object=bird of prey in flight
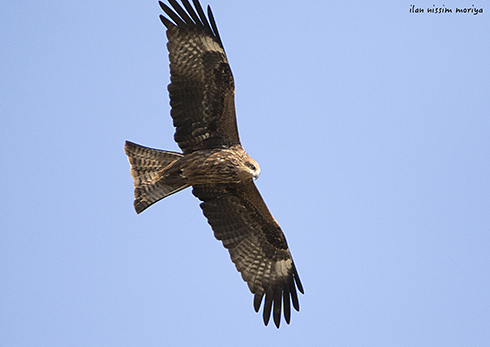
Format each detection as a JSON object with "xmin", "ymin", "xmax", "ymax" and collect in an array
[{"xmin": 124, "ymin": 0, "xmax": 303, "ymax": 328}]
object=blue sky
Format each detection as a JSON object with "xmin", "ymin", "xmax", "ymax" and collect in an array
[{"xmin": 1, "ymin": 1, "xmax": 489, "ymax": 346}]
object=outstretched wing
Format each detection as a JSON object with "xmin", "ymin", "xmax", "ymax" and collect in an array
[
  {"xmin": 192, "ymin": 180, "xmax": 304, "ymax": 328},
  {"xmin": 159, "ymin": 0, "xmax": 240, "ymax": 154}
]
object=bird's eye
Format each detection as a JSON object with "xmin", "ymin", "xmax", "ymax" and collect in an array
[{"xmin": 247, "ymin": 163, "xmax": 256, "ymax": 171}]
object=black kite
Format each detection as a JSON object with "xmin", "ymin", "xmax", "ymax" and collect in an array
[{"xmin": 124, "ymin": 0, "xmax": 303, "ymax": 328}]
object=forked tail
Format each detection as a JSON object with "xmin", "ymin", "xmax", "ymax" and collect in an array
[{"xmin": 124, "ymin": 141, "xmax": 189, "ymax": 213}]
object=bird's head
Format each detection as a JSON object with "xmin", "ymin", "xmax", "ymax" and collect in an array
[
  {"xmin": 234, "ymin": 147, "xmax": 261, "ymax": 181},
  {"xmin": 244, "ymin": 159, "xmax": 261, "ymax": 180}
]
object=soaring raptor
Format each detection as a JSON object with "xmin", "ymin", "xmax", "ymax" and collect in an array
[{"xmin": 124, "ymin": 0, "xmax": 303, "ymax": 328}]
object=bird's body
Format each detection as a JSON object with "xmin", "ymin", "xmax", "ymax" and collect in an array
[
  {"xmin": 179, "ymin": 145, "xmax": 260, "ymax": 184},
  {"xmin": 124, "ymin": 0, "xmax": 303, "ymax": 328}
]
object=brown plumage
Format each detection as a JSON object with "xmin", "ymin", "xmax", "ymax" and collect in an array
[{"xmin": 124, "ymin": 0, "xmax": 303, "ymax": 328}]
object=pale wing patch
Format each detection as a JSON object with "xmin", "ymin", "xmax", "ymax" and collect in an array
[
  {"xmin": 274, "ymin": 258, "xmax": 293, "ymax": 280},
  {"xmin": 199, "ymin": 35, "xmax": 226, "ymax": 58}
]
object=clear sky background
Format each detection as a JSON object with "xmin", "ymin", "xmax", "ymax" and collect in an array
[{"xmin": 1, "ymin": 1, "xmax": 489, "ymax": 346}]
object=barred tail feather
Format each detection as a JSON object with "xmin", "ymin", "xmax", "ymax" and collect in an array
[{"xmin": 124, "ymin": 141, "xmax": 189, "ymax": 213}]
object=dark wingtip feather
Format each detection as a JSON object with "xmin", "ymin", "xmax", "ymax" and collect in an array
[
  {"xmin": 254, "ymin": 291, "xmax": 264, "ymax": 313},
  {"xmin": 251, "ymin": 263, "xmax": 304, "ymax": 326},
  {"xmin": 207, "ymin": 5, "xmax": 223, "ymax": 48},
  {"xmin": 159, "ymin": 14, "xmax": 174, "ymax": 29},
  {"xmin": 181, "ymin": 0, "xmax": 202, "ymax": 25},
  {"xmin": 168, "ymin": 0, "xmax": 195, "ymax": 25},
  {"xmin": 283, "ymin": 288, "xmax": 291, "ymax": 324},
  {"xmin": 262, "ymin": 290, "xmax": 273, "ymax": 326},
  {"xmin": 160, "ymin": 1, "xmax": 186, "ymax": 26},
  {"xmin": 192, "ymin": 0, "xmax": 211, "ymax": 30},
  {"xmin": 273, "ymin": 291, "xmax": 282, "ymax": 328},
  {"xmin": 290, "ymin": 280, "xmax": 300, "ymax": 312},
  {"xmin": 159, "ymin": 1, "xmax": 224, "ymax": 49},
  {"xmin": 295, "ymin": 270, "xmax": 304, "ymax": 294}
]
